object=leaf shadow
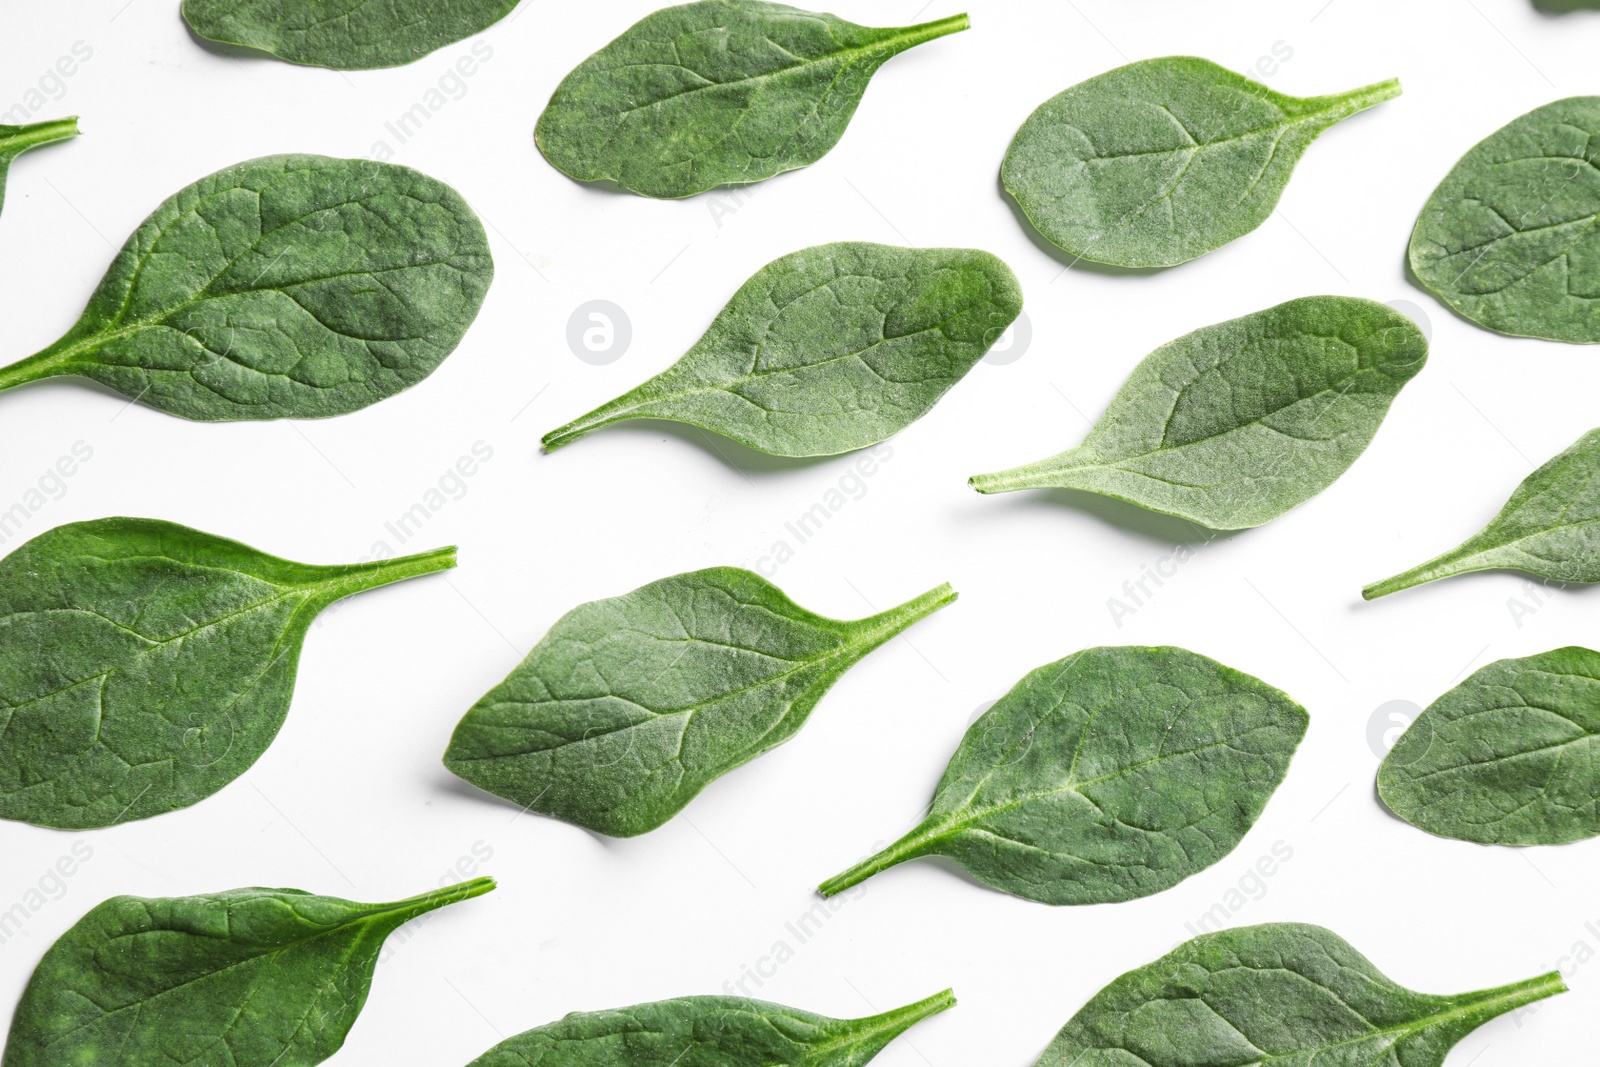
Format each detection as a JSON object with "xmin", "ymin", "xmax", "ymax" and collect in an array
[
  {"xmin": 589, "ymin": 419, "xmax": 852, "ymax": 475},
  {"xmin": 995, "ymin": 171, "xmax": 1172, "ymax": 278},
  {"xmin": 1530, "ymin": 0, "xmax": 1600, "ymax": 13},
  {"xmin": 968, "ymin": 484, "xmax": 1238, "ymax": 550}
]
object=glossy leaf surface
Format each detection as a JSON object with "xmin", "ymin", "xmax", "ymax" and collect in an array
[
  {"xmin": 819, "ymin": 646, "xmax": 1307, "ymax": 905},
  {"xmin": 0, "ymin": 517, "xmax": 455, "ymax": 829},
  {"xmin": 445, "ymin": 567, "xmax": 955, "ymax": 836}
]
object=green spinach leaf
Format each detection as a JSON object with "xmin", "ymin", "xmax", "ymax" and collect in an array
[
  {"xmin": 1002, "ymin": 57, "xmax": 1399, "ymax": 267},
  {"xmin": 1035, "ymin": 923, "xmax": 1564, "ymax": 1066},
  {"xmin": 0, "ymin": 117, "xmax": 77, "ymax": 221},
  {"xmin": 969, "ymin": 296, "xmax": 1427, "ymax": 530},
  {"xmin": 536, "ymin": 1, "xmax": 969, "ymax": 199},
  {"xmin": 543, "ymin": 242, "xmax": 1022, "ymax": 457},
  {"xmin": 1365, "ymin": 427, "xmax": 1600, "ymax": 598},
  {"xmin": 1410, "ymin": 97, "xmax": 1600, "ymax": 342},
  {"xmin": 445, "ymin": 567, "xmax": 955, "ymax": 836},
  {"xmin": 0, "ymin": 516, "xmax": 456, "ymax": 829},
  {"xmin": 182, "ymin": 0, "xmax": 519, "ymax": 70},
  {"xmin": 819, "ymin": 646, "xmax": 1306, "ymax": 905},
  {"xmin": 2, "ymin": 878, "xmax": 495, "ymax": 1067},
  {"xmin": 464, "ymin": 989, "xmax": 953, "ymax": 1067},
  {"xmin": 0, "ymin": 154, "xmax": 492, "ymax": 421},
  {"xmin": 1379, "ymin": 646, "xmax": 1600, "ymax": 844}
]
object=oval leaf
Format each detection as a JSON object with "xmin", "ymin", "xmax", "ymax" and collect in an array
[
  {"xmin": 818, "ymin": 646, "xmax": 1307, "ymax": 905},
  {"xmin": 969, "ymin": 296, "xmax": 1428, "ymax": 530},
  {"xmin": 182, "ymin": 0, "xmax": 519, "ymax": 70},
  {"xmin": 464, "ymin": 989, "xmax": 953, "ymax": 1067},
  {"xmin": 0, "ymin": 154, "xmax": 493, "ymax": 420},
  {"xmin": 1002, "ymin": 57, "xmax": 1400, "ymax": 268},
  {"xmin": 444, "ymin": 567, "xmax": 956, "ymax": 836},
  {"xmin": 2, "ymin": 878, "xmax": 495, "ymax": 1067},
  {"xmin": 542, "ymin": 242, "xmax": 1023, "ymax": 457},
  {"xmin": 535, "ymin": 1, "xmax": 969, "ymax": 198},
  {"xmin": 0, "ymin": 517, "xmax": 456, "ymax": 829},
  {"xmin": 1379, "ymin": 646, "xmax": 1600, "ymax": 844},
  {"xmin": 1035, "ymin": 923, "xmax": 1564, "ymax": 1066},
  {"xmin": 1410, "ymin": 97, "xmax": 1600, "ymax": 343},
  {"xmin": 1365, "ymin": 427, "xmax": 1600, "ymax": 597},
  {"xmin": 0, "ymin": 117, "xmax": 77, "ymax": 220}
]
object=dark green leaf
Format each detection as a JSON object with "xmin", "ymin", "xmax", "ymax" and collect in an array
[
  {"xmin": 543, "ymin": 242, "xmax": 1022, "ymax": 457},
  {"xmin": 0, "ymin": 154, "xmax": 493, "ymax": 421},
  {"xmin": 464, "ymin": 989, "xmax": 953, "ymax": 1067},
  {"xmin": 535, "ymin": 0, "xmax": 968, "ymax": 199},
  {"xmin": 1035, "ymin": 923, "xmax": 1564, "ymax": 1066},
  {"xmin": 0, "ymin": 517, "xmax": 456, "ymax": 829},
  {"xmin": 0, "ymin": 117, "xmax": 77, "ymax": 220},
  {"xmin": 2, "ymin": 878, "xmax": 495, "ymax": 1067},
  {"xmin": 970, "ymin": 296, "xmax": 1427, "ymax": 530},
  {"xmin": 819, "ymin": 646, "xmax": 1306, "ymax": 905},
  {"xmin": 1365, "ymin": 427, "xmax": 1600, "ymax": 598},
  {"xmin": 182, "ymin": 0, "xmax": 519, "ymax": 70},
  {"xmin": 1002, "ymin": 57, "xmax": 1399, "ymax": 268},
  {"xmin": 1379, "ymin": 646, "xmax": 1600, "ymax": 844},
  {"xmin": 445, "ymin": 567, "xmax": 956, "ymax": 836},
  {"xmin": 1410, "ymin": 97, "xmax": 1600, "ymax": 343}
]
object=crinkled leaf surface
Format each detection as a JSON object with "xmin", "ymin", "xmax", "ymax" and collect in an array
[
  {"xmin": 970, "ymin": 296, "xmax": 1427, "ymax": 530},
  {"xmin": 535, "ymin": 0, "xmax": 968, "ymax": 198},
  {"xmin": 1410, "ymin": 97, "xmax": 1600, "ymax": 342},
  {"xmin": 1034, "ymin": 923, "xmax": 1564, "ymax": 1066},
  {"xmin": 542, "ymin": 242, "xmax": 1022, "ymax": 457},
  {"xmin": 0, "ymin": 154, "xmax": 492, "ymax": 420},
  {"xmin": 1379, "ymin": 646, "xmax": 1600, "ymax": 844},
  {"xmin": 1002, "ymin": 57, "xmax": 1400, "ymax": 267},
  {"xmin": 0, "ymin": 517, "xmax": 455, "ymax": 829},
  {"xmin": 0, "ymin": 117, "xmax": 77, "ymax": 220},
  {"xmin": 182, "ymin": 0, "xmax": 519, "ymax": 70},
  {"xmin": 1365, "ymin": 427, "xmax": 1600, "ymax": 598},
  {"xmin": 818, "ymin": 646, "xmax": 1307, "ymax": 905},
  {"xmin": 464, "ymin": 989, "xmax": 953, "ymax": 1067},
  {"xmin": 445, "ymin": 567, "xmax": 955, "ymax": 836},
  {"xmin": 2, "ymin": 878, "xmax": 495, "ymax": 1067}
]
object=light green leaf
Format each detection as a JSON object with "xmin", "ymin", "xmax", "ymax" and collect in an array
[
  {"xmin": 819, "ymin": 646, "xmax": 1306, "ymax": 905},
  {"xmin": 1035, "ymin": 923, "xmax": 1564, "ymax": 1066},
  {"xmin": 0, "ymin": 154, "xmax": 493, "ymax": 421},
  {"xmin": 445, "ymin": 567, "xmax": 956, "ymax": 836},
  {"xmin": 970, "ymin": 296, "xmax": 1427, "ymax": 530},
  {"xmin": 1410, "ymin": 97, "xmax": 1600, "ymax": 343},
  {"xmin": 182, "ymin": 0, "xmax": 520, "ymax": 70},
  {"xmin": 536, "ymin": 0, "xmax": 968, "ymax": 199},
  {"xmin": 464, "ymin": 989, "xmax": 953, "ymax": 1067},
  {"xmin": 1379, "ymin": 646, "xmax": 1600, "ymax": 844},
  {"xmin": 1365, "ymin": 427, "xmax": 1600, "ymax": 598},
  {"xmin": 2, "ymin": 878, "xmax": 495, "ymax": 1067},
  {"xmin": 543, "ymin": 242, "xmax": 1022, "ymax": 457},
  {"xmin": 0, "ymin": 117, "xmax": 77, "ymax": 221},
  {"xmin": 0, "ymin": 517, "xmax": 456, "ymax": 829},
  {"xmin": 1002, "ymin": 57, "xmax": 1399, "ymax": 268}
]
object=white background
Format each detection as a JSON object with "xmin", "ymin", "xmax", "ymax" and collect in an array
[{"xmin": 2, "ymin": 0, "xmax": 1598, "ymax": 1063}]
